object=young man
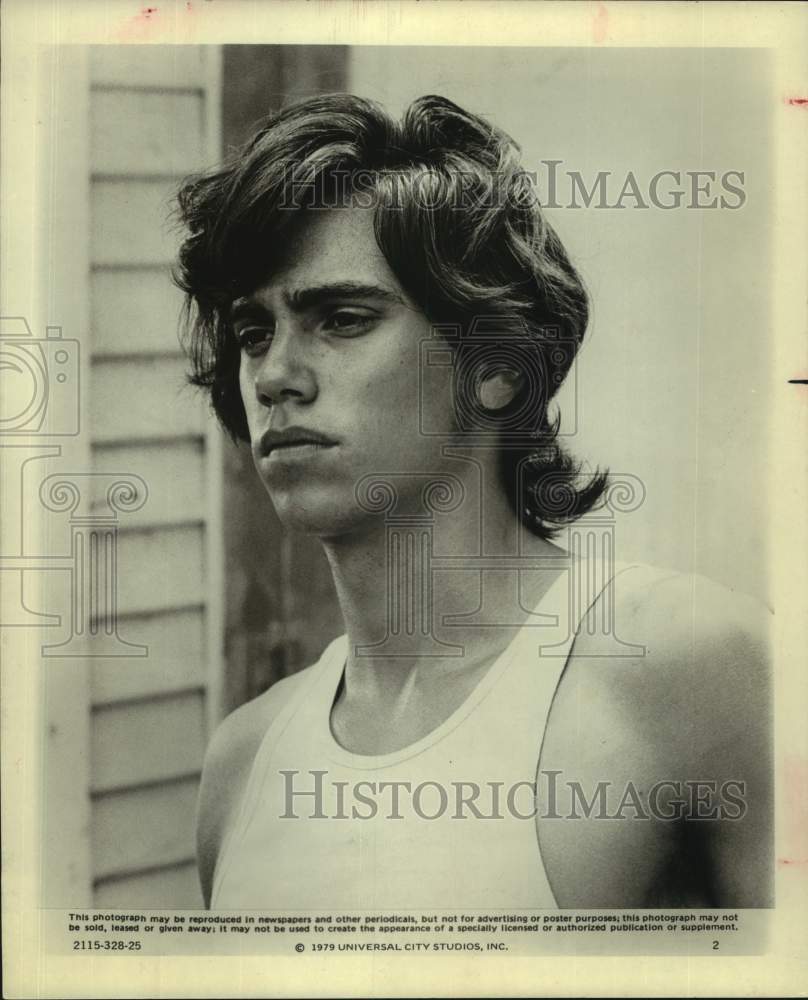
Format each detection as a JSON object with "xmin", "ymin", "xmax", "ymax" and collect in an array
[{"xmin": 175, "ymin": 94, "xmax": 771, "ymax": 910}]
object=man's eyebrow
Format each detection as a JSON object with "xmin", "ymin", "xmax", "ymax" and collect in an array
[
  {"xmin": 285, "ymin": 282, "xmax": 404, "ymax": 311},
  {"xmin": 229, "ymin": 300, "xmax": 270, "ymax": 325},
  {"xmin": 230, "ymin": 282, "xmax": 405, "ymax": 322}
]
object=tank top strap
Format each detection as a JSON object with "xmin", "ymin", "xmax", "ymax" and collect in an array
[{"xmin": 456, "ymin": 556, "xmax": 644, "ymax": 780}]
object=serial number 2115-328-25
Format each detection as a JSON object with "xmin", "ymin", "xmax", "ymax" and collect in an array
[{"xmin": 72, "ymin": 940, "xmax": 142, "ymax": 951}]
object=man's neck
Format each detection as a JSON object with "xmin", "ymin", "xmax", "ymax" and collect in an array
[{"xmin": 320, "ymin": 465, "xmax": 566, "ymax": 701}]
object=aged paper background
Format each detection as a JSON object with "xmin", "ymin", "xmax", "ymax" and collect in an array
[{"xmin": 2, "ymin": 0, "xmax": 806, "ymax": 996}]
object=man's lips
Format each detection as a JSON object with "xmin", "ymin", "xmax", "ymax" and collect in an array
[{"xmin": 258, "ymin": 426, "xmax": 338, "ymax": 457}]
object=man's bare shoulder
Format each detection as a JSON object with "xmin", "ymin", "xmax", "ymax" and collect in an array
[
  {"xmin": 615, "ymin": 564, "xmax": 770, "ymax": 651},
  {"xmin": 569, "ymin": 565, "xmax": 770, "ymax": 743},
  {"xmin": 195, "ymin": 657, "xmax": 324, "ymax": 905},
  {"xmin": 539, "ymin": 566, "xmax": 773, "ymax": 906},
  {"xmin": 205, "ymin": 668, "xmax": 311, "ymax": 783},
  {"xmin": 590, "ymin": 566, "xmax": 769, "ymax": 718},
  {"xmin": 571, "ymin": 563, "xmax": 764, "ymax": 663}
]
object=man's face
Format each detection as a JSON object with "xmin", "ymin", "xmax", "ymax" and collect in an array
[{"xmin": 235, "ymin": 207, "xmax": 459, "ymax": 536}]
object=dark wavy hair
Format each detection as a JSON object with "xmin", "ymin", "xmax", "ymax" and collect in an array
[{"xmin": 173, "ymin": 93, "xmax": 607, "ymax": 538}]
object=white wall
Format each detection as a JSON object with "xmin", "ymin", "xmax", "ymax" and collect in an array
[
  {"xmin": 84, "ymin": 45, "xmax": 223, "ymax": 908},
  {"xmin": 349, "ymin": 47, "xmax": 770, "ymax": 603}
]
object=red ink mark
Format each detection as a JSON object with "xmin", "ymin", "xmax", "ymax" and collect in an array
[
  {"xmin": 778, "ymin": 858, "xmax": 808, "ymax": 865},
  {"xmin": 783, "ymin": 756, "xmax": 808, "ymax": 865},
  {"xmin": 785, "ymin": 97, "xmax": 808, "ymax": 106},
  {"xmin": 593, "ymin": 3, "xmax": 609, "ymax": 44},
  {"xmin": 132, "ymin": 6, "xmax": 158, "ymax": 24},
  {"xmin": 116, "ymin": 4, "xmax": 162, "ymax": 40}
]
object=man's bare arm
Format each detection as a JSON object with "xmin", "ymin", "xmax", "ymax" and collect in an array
[
  {"xmin": 678, "ymin": 578, "xmax": 773, "ymax": 906},
  {"xmin": 538, "ymin": 570, "xmax": 773, "ymax": 906}
]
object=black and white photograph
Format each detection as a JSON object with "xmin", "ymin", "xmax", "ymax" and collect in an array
[{"xmin": 2, "ymin": 2, "xmax": 806, "ymax": 997}]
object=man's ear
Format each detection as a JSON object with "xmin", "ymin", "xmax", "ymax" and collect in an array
[{"xmin": 478, "ymin": 368, "xmax": 524, "ymax": 410}]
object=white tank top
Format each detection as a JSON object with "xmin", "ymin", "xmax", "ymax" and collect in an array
[{"xmin": 211, "ymin": 559, "xmax": 648, "ymax": 910}]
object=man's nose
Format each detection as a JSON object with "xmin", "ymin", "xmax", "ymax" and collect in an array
[{"xmin": 253, "ymin": 324, "xmax": 316, "ymax": 406}]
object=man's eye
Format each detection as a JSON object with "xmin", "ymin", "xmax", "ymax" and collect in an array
[
  {"xmin": 323, "ymin": 311, "xmax": 375, "ymax": 335},
  {"xmin": 235, "ymin": 327, "xmax": 273, "ymax": 354}
]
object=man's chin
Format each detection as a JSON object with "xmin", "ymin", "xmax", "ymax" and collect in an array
[{"xmin": 268, "ymin": 493, "xmax": 363, "ymax": 538}]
